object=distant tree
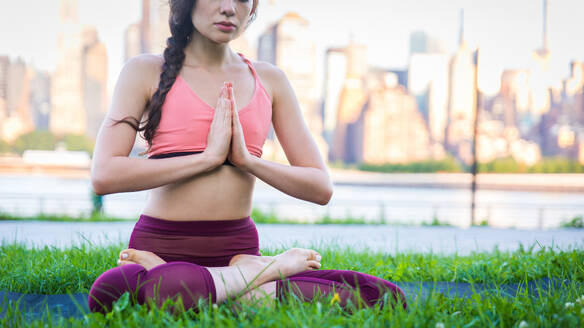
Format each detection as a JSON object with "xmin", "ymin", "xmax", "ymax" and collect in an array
[
  {"xmin": 11, "ymin": 131, "xmax": 58, "ymax": 154},
  {"xmin": 62, "ymin": 134, "xmax": 95, "ymax": 155},
  {"xmin": 0, "ymin": 139, "xmax": 10, "ymax": 154},
  {"xmin": 358, "ymin": 156, "xmax": 463, "ymax": 173},
  {"xmin": 478, "ymin": 156, "xmax": 584, "ymax": 173}
]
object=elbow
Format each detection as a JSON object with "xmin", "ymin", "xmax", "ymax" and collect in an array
[
  {"xmin": 316, "ymin": 183, "xmax": 333, "ymax": 206},
  {"xmin": 91, "ymin": 170, "xmax": 111, "ymax": 196}
]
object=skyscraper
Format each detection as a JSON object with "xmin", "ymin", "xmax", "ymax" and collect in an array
[
  {"xmin": 50, "ymin": 0, "xmax": 85, "ymax": 135},
  {"xmin": 527, "ymin": 0, "xmax": 554, "ymax": 128},
  {"xmin": 51, "ymin": 0, "xmax": 108, "ymax": 138},
  {"xmin": 29, "ymin": 70, "xmax": 51, "ymax": 130},
  {"xmin": 362, "ymin": 73, "xmax": 432, "ymax": 164},
  {"xmin": 0, "ymin": 56, "xmax": 9, "ymax": 123},
  {"xmin": 124, "ymin": 23, "xmax": 141, "ymax": 62},
  {"xmin": 329, "ymin": 42, "xmax": 368, "ymax": 163},
  {"xmin": 408, "ymin": 31, "xmax": 449, "ymax": 145},
  {"xmin": 446, "ymin": 9, "xmax": 476, "ymax": 148},
  {"xmin": 82, "ymin": 26, "xmax": 108, "ymax": 138},
  {"xmin": 409, "ymin": 31, "xmax": 446, "ymax": 56},
  {"xmin": 257, "ymin": 12, "xmax": 327, "ymax": 159},
  {"xmin": 323, "ymin": 48, "xmax": 347, "ymax": 145},
  {"xmin": 147, "ymin": 0, "xmax": 170, "ymax": 55},
  {"xmin": 1, "ymin": 58, "xmax": 34, "ymax": 142}
]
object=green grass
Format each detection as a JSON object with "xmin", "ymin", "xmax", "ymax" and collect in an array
[
  {"xmin": 0, "ymin": 212, "xmax": 127, "ymax": 222},
  {"xmin": 562, "ymin": 216, "xmax": 584, "ymax": 229},
  {"xmin": 0, "ymin": 209, "xmax": 392, "ymax": 225},
  {"xmin": 1, "ymin": 241, "xmax": 583, "ymax": 327}
]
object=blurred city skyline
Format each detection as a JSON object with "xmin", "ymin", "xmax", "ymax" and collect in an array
[
  {"xmin": 1, "ymin": 0, "xmax": 583, "ymax": 170},
  {"xmin": 1, "ymin": 0, "xmax": 583, "ymax": 96}
]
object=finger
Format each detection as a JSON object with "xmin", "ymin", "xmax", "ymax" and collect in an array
[
  {"xmin": 229, "ymin": 85, "xmax": 237, "ymax": 110},
  {"xmin": 224, "ymin": 95, "xmax": 232, "ymax": 124},
  {"xmin": 216, "ymin": 86, "xmax": 227, "ymax": 109}
]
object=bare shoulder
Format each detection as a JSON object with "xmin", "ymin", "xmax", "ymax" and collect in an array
[
  {"xmin": 249, "ymin": 60, "xmax": 288, "ymax": 102},
  {"xmin": 123, "ymin": 53, "xmax": 164, "ymax": 76},
  {"xmin": 121, "ymin": 54, "xmax": 165, "ymax": 98}
]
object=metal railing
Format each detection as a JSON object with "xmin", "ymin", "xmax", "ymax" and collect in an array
[{"xmin": 0, "ymin": 192, "xmax": 582, "ymax": 229}]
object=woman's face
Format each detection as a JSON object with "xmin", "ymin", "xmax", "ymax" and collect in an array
[{"xmin": 191, "ymin": 0, "xmax": 254, "ymax": 43}]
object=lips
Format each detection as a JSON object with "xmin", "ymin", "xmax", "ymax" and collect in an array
[
  {"xmin": 216, "ymin": 21, "xmax": 235, "ymax": 27},
  {"xmin": 215, "ymin": 22, "xmax": 236, "ymax": 32}
]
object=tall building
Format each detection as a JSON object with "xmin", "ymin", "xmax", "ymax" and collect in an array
[
  {"xmin": 330, "ymin": 76, "xmax": 368, "ymax": 163},
  {"xmin": 140, "ymin": 0, "xmax": 151, "ymax": 54},
  {"xmin": 82, "ymin": 26, "xmax": 108, "ymax": 138},
  {"xmin": 323, "ymin": 48, "xmax": 347, "ymax": 145},
  {"xmin": 329, "ymin": 42, "xmax": 369, "ymax": 163},
  {"xmin": 0, "ymin": 56, "xmax": 9, "ymax": 123},
  {"xmin": 362, "ymin": 73, "xmax": 432, "ymax": 164},
  {"xmin": 29, "ymin": 69, "xmax": 51, "ymax": 130},
  {"xmin": 0, "ymin": 58, "xmax": 34, "ymax": 141},
  {"xmin": 50, "ymin": 0, "xmax": 85, "ymax": 135},
  {"xmin": 409, "ymin": 31, "xmax": 446, "ymax": 56},
  {"xmin": 564, "ymin": 61, "xmax": 584, "ymax": 98},
  {"xmin": 446, "ymin": 9, "xmax": 476, "ymax": 148},
  {"xmin": 51, "ymin": 0, "xmax": 108, "ymax": 138},
  {"xmin": 408, "ymin": 52, "xmax": 449, "ymax": 144},
  {"xmin": 492, "ymin": 69, "xmax": 531, "ymax": 127},
  {"xmin": 257, "ymin": 12, "xmax": 327, "ymax": 160},
  {"xmin": 527, "ymin": 0, "xmax": 554, "ymax": 129},
  {"xmin": 147, "ymin": 0, "xmax": 170, "ymax": 54},
  {"xmin": 124, "ymin": 23, "xmax": 141, "ymax": 61},
  {"xmin": 563, "ymin": 61, "xmax": 584, "ymax": 124}
]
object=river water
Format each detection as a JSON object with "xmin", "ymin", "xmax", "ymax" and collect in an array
[{"xmin": 0, "ymin": 174, "xmax": 583, "ymax": 229}]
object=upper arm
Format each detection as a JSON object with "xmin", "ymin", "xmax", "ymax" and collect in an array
[
  {"xmin": 92, "ymin": 55, "xmax": 161, "ymax": 166},
  {"xmin": 258, "ymin": 63, "xmax": 327, "ymax": 170}
]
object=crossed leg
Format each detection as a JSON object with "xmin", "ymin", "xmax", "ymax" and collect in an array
[
  {"xmin": 88, "ymin": 247, "xmax": 321, "ymax": 313},
  {"xmin": 93, "ymin": 248, "xmax": 406, "ymax": 313}
]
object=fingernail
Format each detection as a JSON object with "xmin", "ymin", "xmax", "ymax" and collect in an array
[
  {"xmin": 316, "ymin": 255, "xmax": 321, "ymax": 262},
  {"xmin": 122, "ymin": 253, "xmax": 128, "ymax": 259}
]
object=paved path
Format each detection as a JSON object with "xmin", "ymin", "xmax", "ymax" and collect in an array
[{"xmin": 1, "ymin": 221, "xmax": 582, "ymax": 254}]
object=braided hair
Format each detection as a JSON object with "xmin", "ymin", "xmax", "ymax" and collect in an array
[{"xmin": 114, "ymin": 0, "xmax": 258, "ymax": 150}]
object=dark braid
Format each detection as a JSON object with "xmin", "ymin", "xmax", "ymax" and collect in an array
[
  {"xmin": 113, "ymin": 0, "xmax": 194, "ymax": 149},
  {"xmin": 113, "ymin": 0, "xmax": 259, "ymax": 151}
]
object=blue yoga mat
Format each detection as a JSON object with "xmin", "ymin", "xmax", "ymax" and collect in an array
[{"xmin": 0, "ymin": 278, "xmax": 573, "ymax": 321}]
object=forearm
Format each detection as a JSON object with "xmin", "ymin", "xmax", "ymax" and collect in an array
[
  {"xmin": 244, "ymin": 156, "xmax": 333, "ymax": 205},
  {"xmin": 91, "ymin": 152, "xmax": 217, "ymax": 195}
]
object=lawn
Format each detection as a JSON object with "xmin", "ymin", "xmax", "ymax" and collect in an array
[{"xmin": 1, "ymin": 241, "xmax": 583, "ymax": 327}]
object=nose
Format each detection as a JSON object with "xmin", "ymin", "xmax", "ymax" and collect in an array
[{"xmin": 219, "ymin": 0, "xmax": 235, "ymax": 16}]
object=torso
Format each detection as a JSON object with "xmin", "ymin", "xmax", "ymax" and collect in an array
[{"xmin": 141, "ymin": 53, "xmax": 274, "ymax": 221}]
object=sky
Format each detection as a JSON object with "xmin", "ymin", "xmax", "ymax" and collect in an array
[{"xmin": 0, "ymin": 0, "xmax": 583, "ymax": 96}]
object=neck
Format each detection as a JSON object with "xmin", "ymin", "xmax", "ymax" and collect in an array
[{"xmin": 184, "ymin": 29, "xmax": 237, "ymax": 69}]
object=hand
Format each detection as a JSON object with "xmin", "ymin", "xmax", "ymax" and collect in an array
[
  {"xmin": 226, "ymin": 85, "xmax": 252, "ymax": 169},
  {"xmin": 203, "ymin": 83, "xmax": 232, "ymax": 167}
]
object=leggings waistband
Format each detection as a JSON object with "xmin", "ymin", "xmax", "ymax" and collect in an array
[{"xmin": 135, "ymin": 214, "xmax": 255, "ymax": 236}]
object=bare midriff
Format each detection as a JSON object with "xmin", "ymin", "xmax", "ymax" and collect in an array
[{"xmin": 142, "ymin": 165, "xmax": 255, "ymax": 221}]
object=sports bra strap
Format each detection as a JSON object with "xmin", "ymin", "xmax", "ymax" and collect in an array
[{"xmin": 237, "ymin": 52, "xmax": 259, "ymax": 80}]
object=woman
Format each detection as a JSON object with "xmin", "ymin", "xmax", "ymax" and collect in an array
[{"xmin": 88, "ymin": 0, "xmax": 406, "ymax": 313}]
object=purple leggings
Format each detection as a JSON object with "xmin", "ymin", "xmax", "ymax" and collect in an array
[{"xmin": 88, "ymin": 215, "xmax": 407, "ymax": 313}]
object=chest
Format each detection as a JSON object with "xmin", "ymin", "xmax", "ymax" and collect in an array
[{"xmin": 178, "ymin": 67, "xmax": 256, "ymax": 110}]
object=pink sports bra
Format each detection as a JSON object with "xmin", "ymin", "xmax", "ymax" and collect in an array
[{"xmin": 147, "ymin": 53, "xmax": 272, "ymax": 164}]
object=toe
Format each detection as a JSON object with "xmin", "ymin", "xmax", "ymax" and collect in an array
[
  {"xmin": 117, "ymin": 259, "xmax": 137, "ymax": 266},
  {"xmin": 119, "ymin": 248, "xmax": 136, "ymax": 261},
  {"xmin": 307, "ymin": 250, "xmax": 321, "ymax": 262},
  {"xmin": 307, "ymin": 260, "xmax": 321, "ymax": 270}
]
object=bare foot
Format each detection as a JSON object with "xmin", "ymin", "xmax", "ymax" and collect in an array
[
  {"xmin": 229, "ymin": 248, "xmax": 322, "ymax": 280},
  {"xmin": 117, "ymin": 248, "xmax": 166, "ymax": 271}
]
